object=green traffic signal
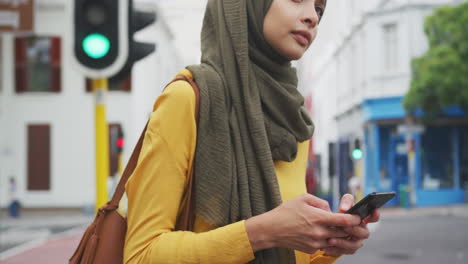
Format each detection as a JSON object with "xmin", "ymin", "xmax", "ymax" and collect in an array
[
  {"xmin": 352, "ymin": 149, "xmax": 363, "ymax": 160},
  {"xmin": 82, "ymin": 33, "xmax": 110, "ymax": 59}
]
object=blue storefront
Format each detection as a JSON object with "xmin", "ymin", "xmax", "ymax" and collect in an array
[{"xmin": 362, "ymin": 97, "xmax": 467, "ymax": 207}]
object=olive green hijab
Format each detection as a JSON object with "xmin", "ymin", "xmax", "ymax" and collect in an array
[{"xmin": 187, "ymin": 0, "xmax": 314, "ymax": 263}]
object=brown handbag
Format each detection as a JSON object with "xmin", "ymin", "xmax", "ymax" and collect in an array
[{"xmin": 69, "ymin": 75, "xmax": 200, "ymax": 264}]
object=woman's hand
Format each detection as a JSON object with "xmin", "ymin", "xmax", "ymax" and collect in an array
[
  {"xmin": 322, "ymin": 194, "xmax": 381, "ymax": 257},
  {"xmin": 245, "ymin": 194, "xmax": 361, "ymax": 254}
]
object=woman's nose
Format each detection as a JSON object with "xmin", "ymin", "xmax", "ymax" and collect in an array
[{"xmin": 301, "ymin": 10, "xmax": 319, "ymax": 28}]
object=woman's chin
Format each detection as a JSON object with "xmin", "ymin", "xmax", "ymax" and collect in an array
[
  {"xmin": 283, "ymin": 49, "xmax": 306, "ymax": 61},
  {"xmin": 280, "ymin": 42, "xmax": 309, "ymax": 61}
]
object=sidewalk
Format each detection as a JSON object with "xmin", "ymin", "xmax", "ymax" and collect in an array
[
  {"xmin": 0, "ymin": 208, "xmax": 93, "ymax": 264},
  {"xmin": 0, "ymin": 227, "xmax": 85, "ymax": 264},
  {"xmin": 380, "ymin": 203, "xmax": 468, "ymax": 218}
]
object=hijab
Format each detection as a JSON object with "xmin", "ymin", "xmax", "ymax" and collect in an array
[{"xmin": 186, "ymin": 1, "xmax": 314, "ymax": 262}]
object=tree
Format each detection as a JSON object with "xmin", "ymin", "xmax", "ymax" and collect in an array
[{"xmin": 403, "ymin": 2, "xmax": 468, "ymax": 119}]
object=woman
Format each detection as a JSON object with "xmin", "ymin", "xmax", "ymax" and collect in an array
[{"xmin": 124, "ymin": 0, "xmax": 380, "ymax": 263}]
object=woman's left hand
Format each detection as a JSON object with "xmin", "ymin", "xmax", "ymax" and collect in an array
[{"xmin": 322, "ymin": 194, "xmax": 380, "ymax": 257}]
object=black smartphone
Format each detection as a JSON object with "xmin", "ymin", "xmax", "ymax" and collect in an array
[{"xmin": 345, "ymin": 192, "xmax": 396, "ymax": 219}]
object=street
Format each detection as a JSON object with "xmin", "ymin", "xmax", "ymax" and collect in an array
[
  {"xmin": 1, "ymin": 206, "xmax": 467, "ymax": 263},
  {"xmin": 336, "ymin": 212, "xmax": 468, "ymax": 264}
]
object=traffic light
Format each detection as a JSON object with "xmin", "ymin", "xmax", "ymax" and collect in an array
[
  {"xmin": 111, "ymin": 0, "xmax": 156, "ymax": 82},
  {"xmin": 116, "ymin": 128, "xmax": 124, "ymax": 153},
  {"xmin": 72, "ymin": 0, "xmax": 155, "ymax": 79},
  {"xmin": 72, "ymin": 0, "xmax": 129, "ymax": 78},
  {"xmin": 351, "ymin": 139, "xmax": 363, "ymax": 160}
]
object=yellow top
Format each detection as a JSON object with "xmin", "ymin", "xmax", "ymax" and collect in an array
[{"xmin": 124, "ymin": 70, "xmax": 338, "ymax": 264}]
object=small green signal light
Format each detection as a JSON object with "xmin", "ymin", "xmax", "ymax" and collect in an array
[
  {"xmin": 82, "ymin": 33, "xmax": 110, "ymax": 59},
  {"xmin": 352, "ymin": 149, "xmax": 363, "ymax": 160}
]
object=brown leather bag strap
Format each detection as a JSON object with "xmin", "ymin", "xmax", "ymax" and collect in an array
[{"xmin": 106, "ymin": 75, "xmax": 200, "ymax": 229}]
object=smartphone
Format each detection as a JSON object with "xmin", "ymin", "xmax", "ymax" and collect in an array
[{"xmin": 345, "ymin": 192, "xmax": 396, "ymax": 219}]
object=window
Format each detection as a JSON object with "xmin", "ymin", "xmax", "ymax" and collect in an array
[
  {"xmin": 459, "ymin": 127, "xmax": 468, "ymax": 189},
  {"xmin": 349, "ymin": 43, "xmax": 356, "ymax": 92},
  {"xmin": 421, "ymin": 127, "xmax": 454, "ymax": 189},
  {"xmin": 27, "ymin": 124, "xmax": 51, "ymax": 191},
  {"xmin": 15, "ymin": 36, "xmax": 61, "ymax": 93},
  {"xmin": 85, "ymin": 75, "xmax": 132, "ymax": 92},
  {"xmin": 383, "ymin": 23, "xmax": 398, "ymax": 72}
]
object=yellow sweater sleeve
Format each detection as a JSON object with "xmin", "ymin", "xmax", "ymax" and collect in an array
[
  {"xmin": 123, "ymin": 80, "xmax": 255, "ymax": 264},
  {"xmin": 309, "ymin": 251, "xmax": 340, "ymax": 264}
]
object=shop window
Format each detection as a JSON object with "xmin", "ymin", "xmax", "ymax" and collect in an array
[
  {"xmin": 421, "ymin": 127, "xmax": 454, "ymax": 189},
  {"xmin": 15, "ymin": 36, "xmax": 61, "ymax": 93},
  {"xmin": 460, "ymin": 127, "xmax": 468, "ymax": 189}
]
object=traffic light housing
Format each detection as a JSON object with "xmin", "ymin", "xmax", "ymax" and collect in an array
[
  {"xmin": 72, "ymin": 0, "xmax": 155, "ymax": 79},
  {"xmin": 111, "ymin": 0, "xmax": 156, "ymax": 82},
  {"xmin": 72, "ymin": 0, "xmax": 129, "ymax": 78},
  {"xmin": 116, "ymin": 128, "xmax": 124, "ymax": 153},
  {"xmin": 351, "ymin": 138, "xmax": 363, "ymax": 160}
]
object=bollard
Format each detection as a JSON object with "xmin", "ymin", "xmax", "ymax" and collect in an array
[{"xmin": 399, "ymin": 184, "xmax": 410, "ymax": 209}]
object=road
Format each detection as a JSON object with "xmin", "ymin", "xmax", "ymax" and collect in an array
[
  {"xmin": 1, "ymin": 206, "xmax": 467, "ymax": 263},
  {"xmin": 336, "ymin": 214, "xmax": 468, "ymax": 264}
]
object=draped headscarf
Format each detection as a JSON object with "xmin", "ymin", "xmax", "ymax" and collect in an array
[{"xmin": 186, "ymin": 1, "xmax": 314, "ymax": 263}]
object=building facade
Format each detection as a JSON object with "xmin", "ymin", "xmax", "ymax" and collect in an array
[
  {"xmin": 0, "ymin": 0, "xmax": 183, "ymax": 208},
  {"xmin": 300, "ymin": 0, "xmax": 467, "ymax": 207}
]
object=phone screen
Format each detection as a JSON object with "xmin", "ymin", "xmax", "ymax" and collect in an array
[{"xmin": 345, "ymin": 192, "xmax": 396, "ymax": 219}]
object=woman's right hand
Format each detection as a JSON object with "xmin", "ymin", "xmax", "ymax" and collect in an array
[{"xmin": 245, "ymin": 194, "xmax": 361, "ymax": 254}]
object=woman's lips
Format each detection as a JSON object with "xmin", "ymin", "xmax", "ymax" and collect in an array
[{"xmin": 291, "ymin": 33, "xmax": 309, "ymax": 47}]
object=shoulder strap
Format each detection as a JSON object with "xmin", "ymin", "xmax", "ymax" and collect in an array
[{"xmin": 105, "ymin": 75, "xmax": 200, "ymax": 231}]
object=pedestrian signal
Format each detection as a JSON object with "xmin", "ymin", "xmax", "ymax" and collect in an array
[{"xmin": 352, "ymin": 139, "xmax": 363, "ymax": 160}]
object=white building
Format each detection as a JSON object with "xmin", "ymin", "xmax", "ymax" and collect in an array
[
  {"xmin": 154, "ymin": 0, "xmax": 207, "ymax": 66},
  {"xmin": 299, "ymin": 0, "xmax": 467, "ymax": 207},
  {"xmin": 0, "ymin": 0, "xmax": 183, "ymax": 209}
]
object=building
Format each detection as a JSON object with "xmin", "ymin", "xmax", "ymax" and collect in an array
[
  {"xmin": 0, "ymin": 0, "xmax": 183, "ymax": 209},
  {"xmin": 299, "ymin": 0, "xmax": 467, "ymax": 207},
  {"xmin": 154, "ymin": 0, "xmax": 207, "ymax": 66}
]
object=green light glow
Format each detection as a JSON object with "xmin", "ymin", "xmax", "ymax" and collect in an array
[
  {"xmin": 352, "ymin": 149, "xmax": 363, "ymax": 160},
  {"xmin": 82, "ymin": 33, "xmax": 110, "ymax": 59}
]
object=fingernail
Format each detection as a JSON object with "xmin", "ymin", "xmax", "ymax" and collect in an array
[{"xmin": 341, "ymin": 202, "xmax": 350, "ymax": 210}]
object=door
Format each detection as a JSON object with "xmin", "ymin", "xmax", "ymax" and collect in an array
[{"xmin": 389, "ymin": 136, "xmax": 409, "ymax": 206}]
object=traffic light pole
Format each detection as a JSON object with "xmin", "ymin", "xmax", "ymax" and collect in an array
[
  {"xmin": 72, "ymin": 0, "xmax": 155, "ymax": 214},
  {"xmin": 93, "ymin": 78, "xmax": 110, "ymax": 213}
]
